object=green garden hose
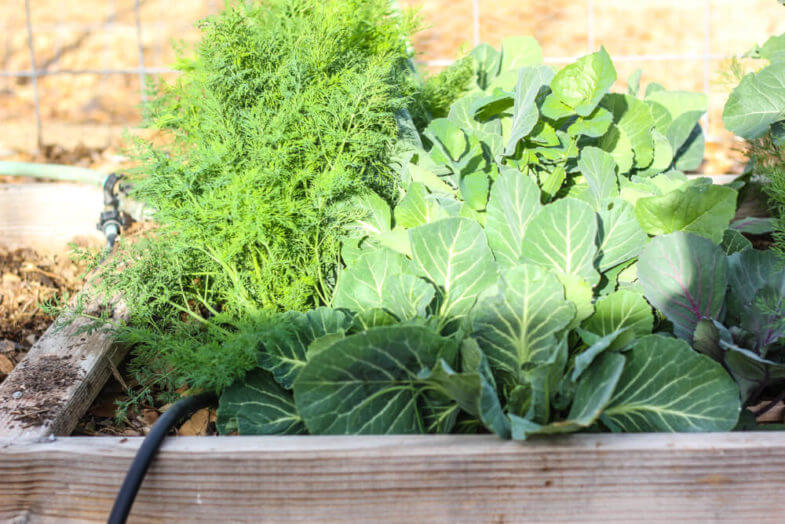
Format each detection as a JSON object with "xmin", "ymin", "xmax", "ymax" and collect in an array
[{"xmin": 0, "ymin": 161, "xmax": 105, "ymax": 186}]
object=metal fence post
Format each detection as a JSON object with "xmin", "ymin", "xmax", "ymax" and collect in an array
[
  {"xmin": 134, "ymin": 0, "xmax": 147, "ymax": 103},
  {"xmin": 24, "ymin": 0, "xmax": 43, "ymax": 151}
]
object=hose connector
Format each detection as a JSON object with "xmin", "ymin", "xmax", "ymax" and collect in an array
[{"xmin": 97, "ymin": 173, "xmax": 130, "ymax": 250}]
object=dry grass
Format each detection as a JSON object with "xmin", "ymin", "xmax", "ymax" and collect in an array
[{"xmin": 1, "ymin": 0, "xmax": 784, "ymax": 171}]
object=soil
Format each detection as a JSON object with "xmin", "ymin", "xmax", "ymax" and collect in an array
[{"xmin": 0, "ymin": 246, "xmax": 85, "ymax": 381}]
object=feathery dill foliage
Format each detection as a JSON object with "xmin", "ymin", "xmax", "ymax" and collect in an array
[
  {"xmin": 748, "ymin": 131, "xmax": 785, "ymax": 256},
  {"xmin": 92, "ymin": 0, "xmax": 423, "ymax": 392},
  {"xmin": 409, "ymin": 56, "xmax": 475, "ymax": 130}
]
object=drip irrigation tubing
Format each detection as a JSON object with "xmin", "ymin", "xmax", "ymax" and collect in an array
[{"xmin": 107, "ymin": 392, "xmax": 218, "ymax": 524}]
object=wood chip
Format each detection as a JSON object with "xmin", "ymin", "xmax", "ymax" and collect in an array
[{"xmin": 0, "ymin": 354, "xmax": 14, "ymax": 374}]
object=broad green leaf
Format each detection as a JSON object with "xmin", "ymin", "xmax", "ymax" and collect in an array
[
  {"xmin": 601, "ymin": 93, "xmax": 655, "ymax": 168},
  {"xmin": 627, "ymin": 69, "xmax": 642, "ymax": 97},
  {"xmin": 334, "ymin": 248, "xmax": 407, "ymax": 311},
  {"xmin": 395, "ymin": 182, "xmax": 449, "ymax": 228},
  {"xmin": 646, "ymin": 90, "xmax": 708, "ymax": 121},
  {"xmin": 727, "ymin": 248, "xmax": 785, "ymax": 306},
  {"xmin": 567, "ymin": 106, "xmax": 613, "ymax": 138},
  {"xmin": 354, "ymin": 192, "xmax": 391, "ymax": 235},
  {"xmin": 645, "ymin": 82, "xmax": 666, "ymax": 97},
  {"xmin": 647, "ymin": 100, "xmax": 673, "ymax": 135},
  {"xmin": 721, "ymin": 229, "xmax": 752, "ymax": 254},
  {"xmin": 673, "ymin": 130, "xmax": 705, "ymax": 172},
  {"xmin": 572, "ymin": 329, "xmax": 629, "ymax": 380},
  {"xmin": 598, "ymin": 124, "xmax": 634, "ymax": 174},
  {"xmin": 540, "ymin": 92, "xmax": 576, "ymax": 120},
  {"xmin": 602, "ymin": 335, "xmax": 740, "ymax": 432},
  {"xmin": 407, "ymin": 163, "xmax": 456, "ymax": 195},
  {"xmin": 422, "ymin": 356, "xmax": 510, "ymax": 438},
  {"xmin": 425, "ymin": 118, "xmax": 467, "ymax": 162},
  {"xmin": 726, "ymin": 249, "xmax": 785, "ymax": 351},
  {"xmin": 471, "ymin": 43, "xmax": 501, "ymax": 89},
  {"xmin": 751, "ymin": 33, "xmax": 785, "ymax": 64},
  {"xmin": 577, "ymin": 146, "xmax": 619, "ymax": 210},
  {"xmin": 539, "ymin": 164, "xmax": 568, "ymax": 200},
  {"xmin": 527, "ymin": 336, "xmax": 569, "ymax": 423},
  {"xmin": 458, "ymin": 202, "xmax": 486, "ymax": 226},
  {"xmin": 722, "ymin": 342, "xmax": 785, "ymax": 402},
  {"xmin": 459, "ymin": 171, "xmax": 490, "ymax": 210},
  {"xmin": 669, "ymin": 115, "xmax": 705, "ymax": 172},
  {"xmin": 520, "ymin": 198, "xmax": 600, "ymax": 284},
  {"xmin": 448, "ymin": 93, "xmax": 483, "ymax": 129},
  {"xmin": 555, "ymin": 272, "xmax": 594, "ymax": 328},
  {"xmin": 510, "ymin": 352, "xmax": 625, "ymax": 439},
  {"xmin": 638, "ymin": 232, "xmax": 728, "ymax": 340},
  {"xmin": 258, "ymin": 308, "xmax": 351, "ymax": 389},
  {"xmin": 582, "ymin": 289, "xmax": 653, "ymax": 350},
  {"xmin": 634, "ymin": 184, "xmax": 737, "ymax": 243},
  {"xmin": 595, "ymin": 199, "xmax": 648, "ymax": 272},
  {"xmin": 499, "ymin": 36, "xmax": 543, "ymax": 73},
  {"xmin": 217, "ymin": 369, "xmax": 305, "ymax": 435},
  {"xmin": 723, "ymin": 63, "xmax": 785, "ymax": 139},
  {"xmin": 666, "ymin": 110, "xmax": 704, "ymax": 153},
  {"xmin": 633, "ymin": 129, "xmax": 673, "ymax": 177},
  {"xmin": 333, "ymin": 249, "xmax": 434, "ymax": 320},
  {"xmin": 692, "ymin": 318, "xmax": 732, "ymax": 363},
  {"xmin": 566, "ymin": 352, "xmax": 626, "ymax": 425},
  {"xmin": 550, "ymin": 47, "xmax": 617, "ymax": 117},
  {"xmin": 596, "ymin": 258, "xmax": 635, "ymax": 296},
  {"xmin": 472, "ymin": 264, "xmax": 575, "ymax": 386},
  {"xmin": 731, "ymin": 217, "xmax": 776, "ymax": 235},
  {"xmin": 505, "ymin": 67, "xmax": 549, "ymax": 155},
  {"xmin": 377, "ymin": 228, "xmax": 412, "ymax": 258},
  {"xmin": 410, "ymin": 218, "xmax": 498, "ymax": 321},
  {"xmin": 485, "ymin": 169, "xmax": 541, "ymax": 268},
  {"xmin": 349, "ymin": 308, "xmax": 398, "ymax": 331},
  {"xmin": 471, "ymin": 88, "xmax": 513, "ymax": 120},
  {"xmin": 293, "ymin": 325, "xmax": 457, "ymax": 434}
]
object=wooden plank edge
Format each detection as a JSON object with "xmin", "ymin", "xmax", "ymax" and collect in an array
[
  {"xmin": 1, "ymin": 432, "xmax": 784, "ymax": 523},
  {"xmin": 0, "ymin": 297, "xmax": 128, "ymax": 438}
]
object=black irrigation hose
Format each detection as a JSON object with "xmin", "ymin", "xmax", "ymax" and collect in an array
[{"xmin": 107, "ymin": 391, "xmax": 217, "ymax": 524}]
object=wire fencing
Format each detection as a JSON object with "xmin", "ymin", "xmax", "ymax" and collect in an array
[{"xmin": 0, "ymin": 0, "xmax": 777, "ymax": 150}]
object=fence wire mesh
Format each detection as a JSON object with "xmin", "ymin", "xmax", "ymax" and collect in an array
[{"xmin": 2, "ymin": 0, "xmax": 784, "ymax": 153}]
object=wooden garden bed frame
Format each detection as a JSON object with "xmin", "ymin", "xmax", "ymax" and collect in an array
[{"xmin": 1, "ymin": 180, "xmax": 784, "ymax": 522}]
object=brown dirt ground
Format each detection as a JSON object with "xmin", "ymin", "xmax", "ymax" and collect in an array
[
  {"xmin": 0, "ymin": 246, "xmax": 86, "ymax": 378},
  {"xmin": 1, "ymin": 1, "xmax": 785, "ymax": 170}
]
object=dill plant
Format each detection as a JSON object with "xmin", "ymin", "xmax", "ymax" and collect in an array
[{"xmin": 88, "ymin": 0, "xmax": 444, "ymax": 394}]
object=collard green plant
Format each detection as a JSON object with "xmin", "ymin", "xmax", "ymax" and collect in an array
[
  {"xmin": 94, "ymin": 18, "xmax": 747, "ymax": 437},
  {"xmin": 723, "ymin": 29, "xmax": 785, "ymax": 264},
  {"xmin": 639, "ymin": 232, "xmax": 785, "ymax": 405},
  {"xmin": 219, "ymin": 40, "xmax": 746, "ymax": 436}
]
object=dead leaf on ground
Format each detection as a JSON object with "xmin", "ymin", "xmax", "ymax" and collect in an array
[{"xmin": 178, "ymin": 407, "xmax": 216, "ymax": 436}]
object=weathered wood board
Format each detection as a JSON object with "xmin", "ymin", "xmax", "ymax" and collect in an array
[
  {"xmin": 0, "ymin": 181, "xmax": 125, "ymax": 438},
  {"xmin": 0, "ymin": 182, "xmax": 104, "ymax": 250},
  {"xmin": 0, "ymin": 299, "xmax": 128, "ymax": 438},
  {"xmin": 0, "ymin": 432, "xmax": 784, "ymax": 523}
]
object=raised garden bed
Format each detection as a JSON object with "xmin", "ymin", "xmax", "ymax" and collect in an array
[
  {"xmin": 0, "ymin": 177, "xmax": 782, "ymax": 522},
  {"xmin": 5, "ymin": 4, "xmax": 785, "ymax": 521},
  {"xmin": 2, "ymin": 432, "xmax": 785, "ymax": 522}
]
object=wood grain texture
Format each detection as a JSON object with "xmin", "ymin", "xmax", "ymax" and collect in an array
[
  {"xmin": 0, "ymin": 299, "xmax": 127, "ymax": 439},
  {"xmin": 0, "ymin": 183, "xmax": 103, "ymax": 250},
  {"xmin": 1, "ymin": 432, "xmax": 784, "ymax": 523}
]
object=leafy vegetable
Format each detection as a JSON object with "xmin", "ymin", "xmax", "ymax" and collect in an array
[
  {"xmin": 104, "ymin": 23, "xmax": 748, "ymax": 438},
  {"xmin": 601, "ymin": 335, "xmax": 741, "ymax": 432},
  {"xmin": 724, "ymin": 63, "xmax": 785, "ymax": 139},
  {"xmin": 639, "ymin": 233, "xmax": 785, "ymax": 404}
]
